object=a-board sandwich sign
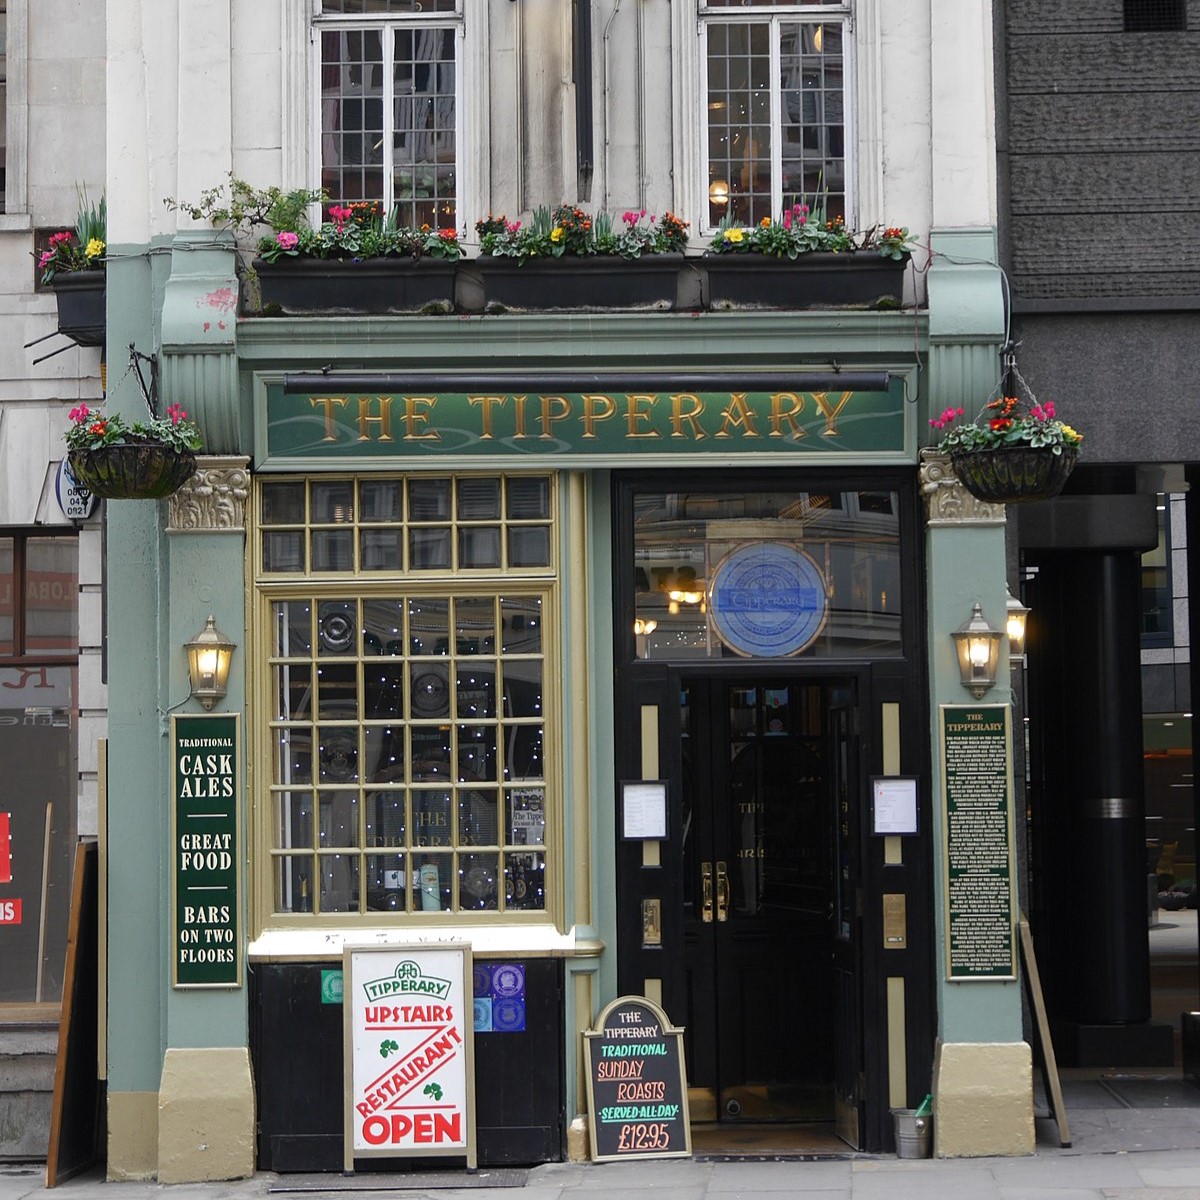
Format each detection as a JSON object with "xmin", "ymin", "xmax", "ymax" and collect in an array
[
  {"xmin": 171, "ymin": 713, "xmax": 241, "ymax": 988},
  {"xmin": 343, "ymin": 943, "xmax": 476, "ymax": 1170},
  {"xmin": 584, "ymin": 995, "xmax": 691, "ymax": 1161}
]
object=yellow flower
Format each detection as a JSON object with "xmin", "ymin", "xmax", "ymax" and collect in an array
[
  {"xmin": 550, "ymin": 227, "xmax": 564, "ymax": 243},
  {"xmin": 723, "ymin": 228, "xmax": 745, "ymax": 244},
  {"xmin": 1060, "ymin": 425, "xmax": 1081, "ymax": 441},
  {"xmin": 85, "ymin": 238, "xmax": 105, "ymax": 260}
]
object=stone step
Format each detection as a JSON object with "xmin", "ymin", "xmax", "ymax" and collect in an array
[{"xmin": 0, "ymin": 1029, "xmax": 59, "ymax": 1160}]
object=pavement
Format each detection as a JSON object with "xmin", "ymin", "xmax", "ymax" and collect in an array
[{"xmin": 5, "ymin": 1099, "xmax": 1200, "ymax": 1200}]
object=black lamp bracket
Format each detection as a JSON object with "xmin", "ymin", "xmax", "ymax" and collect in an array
[{"xmin": 128, "ymin": 343, "xmax": 160, "ymax": 420}]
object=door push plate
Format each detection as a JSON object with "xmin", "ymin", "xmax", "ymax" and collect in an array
[
  {"xmin": 642, "ymin": 898, "xmax": 662, "ymax": 947},
  {"xmin": 883, "ymin": 893, "xmax": 907, "ymax": 949}
]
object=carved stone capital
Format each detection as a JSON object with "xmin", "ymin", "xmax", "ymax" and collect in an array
[
  {"xmin": 168, "ymin": 456, "xmax": 251, "ymax": 533},
  {"xmin": 920, "ymin": 449, "xmax": 1005, "ymax": 527}
]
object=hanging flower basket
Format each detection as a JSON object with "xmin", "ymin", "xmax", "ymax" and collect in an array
[
  {"xmin": 66, "ymin": 442, "xmax": 198, "ymax": 500},
  {"xmin": 950, "ymin": 444, "xmax": 1079, "ymax": 505}
]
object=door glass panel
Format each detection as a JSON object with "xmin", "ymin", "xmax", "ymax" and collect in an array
[
  {"xmin": 683, "ymin": 677, "xmax": 842, "ymax": 1125},
  {"xmin": 633, "ymin": 490, "xmax": 903, "ymax": 660}
]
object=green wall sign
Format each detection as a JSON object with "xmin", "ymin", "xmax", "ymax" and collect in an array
[
  {"xmin": 940, "ymin": 705, "xmax": 1016, "ymax": 980},
  {"xmin": 262, "ymin": 376, "xmax": 909, "ymax": 465},
  {"xmin": 172, "ymin": 713, "xmax": 241, "ymax": 988}
]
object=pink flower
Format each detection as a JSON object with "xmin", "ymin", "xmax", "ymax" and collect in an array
[
  {"xmin": 68, "ymin": 404, "xmax": 91, "ymax": 424},
  {"xmin": 38, "ymin": 250, "xmax": 55, "ymax": 268},
  {"xmin": 167, "ymin": 403, "xmax": 188, "ymax": 425},
  {"xmin": 506, "ymin": 221, "xmax": 522, "ymax": 235},
  {"xmin": 275, "ymin": 231, "xmax": 299, "ymax": 250},
  {"xmin": 782, "ymin": 210, "xmax": 792, "ymax": 230},
  {"xmin": 328, "ymin": 205, "xmax": 353, "ymax": 230},
  {"xmin": 49, "ymin": 231, "xmax": 73, "ymax": 246}
]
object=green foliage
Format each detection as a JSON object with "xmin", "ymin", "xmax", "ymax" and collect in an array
[
  {"xmin": 929, "ymin": 397, "xmax": 1082, "ymax": 455},
  {"xmin": 476, "ymin": 206, "xmax": 690, "ymax": 262},
  {"xmin": 37, "ymin": 187, "xmax": 106, "ymax": 284},
  {"xmin": 257, "ymin": 200, "xmax": 463, "ymax": 262},
  {"xmin": 63, "ymin": 402, "xmax": 203, "ymax": 454},
  {"xmin": 163, "ymin": 173, "xmax": 326, "ymax": 235}
]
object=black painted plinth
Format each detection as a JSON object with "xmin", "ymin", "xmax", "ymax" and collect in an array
[{"xmin": 1054, "ymin": 1019, "xmax": 1176, "ymax": 1068}]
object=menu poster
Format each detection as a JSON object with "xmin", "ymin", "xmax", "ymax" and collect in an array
[{"xmin": 584, "ymin": 995, "xmax": 690, "ymax": 1161}]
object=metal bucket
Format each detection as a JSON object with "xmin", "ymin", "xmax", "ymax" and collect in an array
[{"xmin": 892, "ymin": 1108, "xmax": 933, "ymax": 1159}]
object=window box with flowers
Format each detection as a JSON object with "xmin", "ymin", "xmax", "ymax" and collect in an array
[
  {"xmin": 473, "ymin": 207, "xmax": 690, "ymax": 312},
  {"xmin": 704, "ymin": 205, "xmax": 912, "ymax": 310},
  {"xmin": 63, "ymin": 401, "xmax": 203, "ymax": 500},
  {"xmin": 40, "ymin": 193, "xmax": 107, "ymax": 346},
  {"xmin": 253, "ymin": 202, "xmax": 463, "ymax": 314},
  {"xmin": 929, "ymin": 357, "xmax": 1083, "ymax": 505}
]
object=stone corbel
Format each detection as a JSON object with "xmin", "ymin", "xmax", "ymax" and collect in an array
[
  {"xmin": 920, "ymin": 449, "xmax": 1005, "ymax": 527},
  {"xmin": 167, "ymin": 456, "xmax": 251, "ymax": 533}
]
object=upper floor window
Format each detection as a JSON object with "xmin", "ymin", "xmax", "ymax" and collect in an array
[
  {"xmin": 316, "ymin": 0, "xmax": 461, "ymax": 227},
  {"xmin": 701, "ymin": 2, "xmax": 850, "ymax": 232},
  {"xmin": 1124, "ymin": 0, "xmax": 1187, "ymax": 31}
]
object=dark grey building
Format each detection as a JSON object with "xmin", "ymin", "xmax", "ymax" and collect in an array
[{"xmin": 995, "ymin": 0, "xmax": 1199, "ymax": 1068}]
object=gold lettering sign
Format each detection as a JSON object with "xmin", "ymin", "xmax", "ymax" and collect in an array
[{"xmin": 271, "ymin": 384, "xmax": 907, "ymax": 458}]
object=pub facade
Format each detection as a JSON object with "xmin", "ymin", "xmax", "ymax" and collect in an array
[{"xmin": 101, "ymin": 0, "xmax": 1029, "ymax": 1179}]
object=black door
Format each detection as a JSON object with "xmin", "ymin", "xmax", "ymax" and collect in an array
[{"xmin": 681, "ymin": 677, "xmax": 859, "ymax": 1129}]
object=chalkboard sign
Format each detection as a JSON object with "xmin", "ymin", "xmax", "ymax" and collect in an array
[{"xmin": 584, "ymin": 996, "xmax": 690, "ymax": 1162}]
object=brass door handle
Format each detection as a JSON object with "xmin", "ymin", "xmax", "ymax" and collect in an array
[
  {"xmin": 716, "ymin": 860, "xmax": 730, "ymax": 922},
  {"xmin": 701, "ymin": 861, "xmax": 713, "ymax": 923}
]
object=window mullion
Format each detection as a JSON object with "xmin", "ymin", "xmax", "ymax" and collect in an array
[
  {"xmin": 769, "ymin": 16, "xmax": 783, "ymax": 217},
  {"xmin": 13, "ymin": 535, "xmax": 26, "ymax": 657},
  {"xmin": 382, "ymin": 24, "xmax": 396, "ymax": 214}
]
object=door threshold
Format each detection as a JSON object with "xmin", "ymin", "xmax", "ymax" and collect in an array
[{"xmin": 689, "ymin": 1121, "xmax": 855, "ymax": 1160}]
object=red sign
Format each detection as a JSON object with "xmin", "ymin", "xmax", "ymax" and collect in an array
[
  {"xmin": 0, "ymin": 813, "xmax": 10, "ymax": 883},
  {"xmin": 0, "ymin": 898, "xmax": 22, "ymax": 925}
]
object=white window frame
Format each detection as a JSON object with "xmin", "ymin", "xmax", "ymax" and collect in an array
[
  {"xmin": 308, "ymin": 2, "xmax": 478, "ymax": 226},
  {"xmin": 692, "ymin": 1, "xmax": 856, "ymax": 237},
  {"xmin": 0, "ymin": 0, "xmax": 29, "ymax": 227}
]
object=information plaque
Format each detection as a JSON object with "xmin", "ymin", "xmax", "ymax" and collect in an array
[
  {"xmin": 584, "ymin": 995, "xmax": 691, "ymax": 1161},
  {"xmin": 940, "ymin": 705, "xmax": 1017, "ymax": 980},
  {"xmin": 171, "ymin": 713, "xmax": 240, "ymax": 988}
]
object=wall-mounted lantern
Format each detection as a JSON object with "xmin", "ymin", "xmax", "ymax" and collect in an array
[
  {"xmin": 184, "ymin": 615, "xmax": 236, "ymax": 710},
  {"xmin": 951, "ymin": 602, "xmax": 1003, "ymax": 699}
]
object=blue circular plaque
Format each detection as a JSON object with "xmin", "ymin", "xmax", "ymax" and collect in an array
[{"xmin": 709, "ymin": 543, "xmax": 828, "ymax": 657}]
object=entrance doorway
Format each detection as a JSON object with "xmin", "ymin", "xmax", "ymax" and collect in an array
[
  {"xmin": 611, "ymin": 470, "xmax": 935, "ymax": 1153},
  {"xmin": 680, "ymin": 676, "xmax": 860, "ymax": 1141}
]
